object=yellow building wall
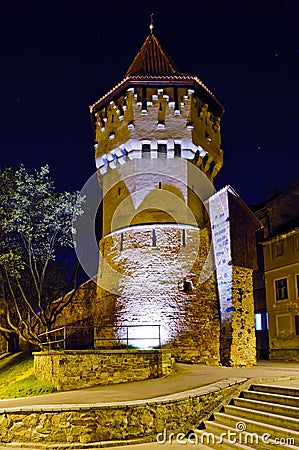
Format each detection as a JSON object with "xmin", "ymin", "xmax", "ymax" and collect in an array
[{"xmin": 263, "ymin": 229, "xmax": 299, "ymax": 360}]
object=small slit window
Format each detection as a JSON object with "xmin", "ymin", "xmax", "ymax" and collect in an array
[
  {"xmin": 183, "ymin": 280, "xmax": 192, "ymax": 294},
  {"xmin": 208, "ymin": 160, "xmax": 216, "ymax": 175},
  {"xmin": 142, "ymin": 144, "xmax": 151, "ymax": 158},
  {"xmin": 182, "ymin": 229, "xmax": 186, "ymax": 247},
  {"xmin": 158, "ymin": 144, "xmax": 167, "ymax": 156},
  {"xmin": 174, "ymin": 144, "xmax": 181, "ymax": 157},
  {"xmin": 152, "ymin": 229, "xmax": 157, "ymax": 247},
  {"xmin": 202, "ymin": 154, "xmax": 208, "ymax": 168}
]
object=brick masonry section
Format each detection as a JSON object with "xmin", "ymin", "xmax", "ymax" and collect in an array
[
  {"xmin": 0, "ymin": 378, "xmax": 247, "ymax": 446},
  {"xmin": 33, "ymin": 349, "xmax": 173, "ymax": 391}
]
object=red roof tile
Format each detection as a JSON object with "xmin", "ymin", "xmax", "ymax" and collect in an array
[{"xmin": 125, "ymin": 34, "xmax": 185, "ymax": 77}]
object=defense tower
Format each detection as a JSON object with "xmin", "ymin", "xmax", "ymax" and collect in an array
[{"xmin": 89, "ymin": 26, "xmax": 228, "ymax": 363}]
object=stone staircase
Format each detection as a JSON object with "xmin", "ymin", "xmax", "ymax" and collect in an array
[{"xmin": 189, "ymin": 384, "xmax": 299, "ymax": 449}]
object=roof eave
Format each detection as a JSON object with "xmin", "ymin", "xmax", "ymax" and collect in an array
[{"xmin": 89, "ymin": 76, "xmax": 224, "ymax": 116}]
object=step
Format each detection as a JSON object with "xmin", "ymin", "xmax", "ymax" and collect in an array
[
  {"xmin": 194, "ymin": 426, "xmax": 262, "ymax": 450},
  {"xmin": 195, "ymin": 423, "xmax": 299, "ymax": 450},
  {"xmin": 243, "ymin": 390, "xmax": 299, "ymax": 407},
  {"xmin": 213, "ymin": 412, "xmax": 299, "ymax": 441},
  {"xmin": 223, "ymin": 404, "xmax": 299, "ymax": 431},
  {"xmin": 232, "ymin": 397, "xmax": 299, "ymax": 419},
  {"xmin": 250, "ymin": 384, "xmax": 299, "ymax": 397},
  {"xmin": 196, "ymin": 420, "xmax": 299, "ymax": 450}
]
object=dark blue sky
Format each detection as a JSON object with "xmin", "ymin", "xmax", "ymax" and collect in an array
[{"xmin": 0, "ymin": 0, "xmax": 298, "ymax": 206}]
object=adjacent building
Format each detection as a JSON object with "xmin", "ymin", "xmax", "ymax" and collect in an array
[{"xmin": 254, "ymin": 179, "xmax": 299, "ymax": 360}]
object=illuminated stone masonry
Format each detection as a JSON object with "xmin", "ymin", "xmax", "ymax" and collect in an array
[
  {"xmin": 94, "ymin": 224, "xmax": 220, "ymax": 365},
  {"xmin": 34, "ymin": 349, "xmax": 173, "ymax": 391}
]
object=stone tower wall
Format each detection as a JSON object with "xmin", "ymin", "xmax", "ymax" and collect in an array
[
  {"xmin": 209, "ymin": 187, "xmax": 257, "ymax": 366},
  {"xmin": 94, "ymin": 225, "xmax": 220, "ymax": 364}
]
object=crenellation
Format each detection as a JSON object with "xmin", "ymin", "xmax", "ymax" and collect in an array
[{"xmin": 93, "ymin": 83, "xmax": 222, "ymax": 183}]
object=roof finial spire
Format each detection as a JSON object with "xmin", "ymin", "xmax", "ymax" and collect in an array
[{"xmin": 149, "ymin": 13, "xmax": 154, "ymax": 34}]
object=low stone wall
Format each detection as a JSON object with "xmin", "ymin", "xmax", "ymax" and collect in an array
[
  {"xmin": 270, "ymin": 348, "xmax": 299, "ymax": 361},
  {"xmin": 34, "ymin": 349, "xmax": 173, "ymax": 391},
  {"xmin": 0, "ymin": 378, "xmax": 247, "ymax": 446}
]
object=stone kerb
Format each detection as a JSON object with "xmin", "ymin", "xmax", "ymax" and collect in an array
[{"xmin": 33, "ymin": 349, "xmax": 173, "ymax": 391}]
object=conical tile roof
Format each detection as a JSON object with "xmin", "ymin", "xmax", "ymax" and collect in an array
[
  {"xmin": 125, "ymin": 33, "xmax": 184, "ymax": 77},
  {"xmin": 90, "ymin": 32, "xmax": 224, "ymax": 117}
]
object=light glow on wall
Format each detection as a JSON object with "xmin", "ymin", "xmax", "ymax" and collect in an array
[{"xmin": 116, "ymin": 324, "xmax": 161, "ymax": 349}]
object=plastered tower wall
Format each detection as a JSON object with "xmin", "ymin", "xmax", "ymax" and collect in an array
[
  {"xmin": 208, "ymin": 186, "xmax": 259, "ymax": 366},
  {"xmin": 93, "ymin": 85, "xmax": 223, "ymax": 236}
]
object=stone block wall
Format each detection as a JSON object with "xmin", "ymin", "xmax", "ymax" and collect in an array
[
  {"xmin": 34, "ymin": 349, "xmax": 172, "ymax": 391},
  {"xmin": 229, "ymin": 266, "xmax": 256, "ymax": 366},
  {"xmin": 0, "ymin": 378, "xmax": 246, "ymax": 446},
  {"xmin": 270, "ymin": 348, "xmax": 299, "ymax": 361},
  {"xmin": 95, "ymin": 224, "xmax": 221, "ymax": 365}
]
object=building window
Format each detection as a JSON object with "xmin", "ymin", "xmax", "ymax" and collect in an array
[
  {"xmin": 296, "ymin": 274, "xmax": 299, "ymax": 297},
  {"xmin": 275, "ymin": 278, "xmax": 288, "ymax": 301},
  {"xmin": 120, "ymin": 233, "xmax": 124, "ymax": 251},
  {"xmin": 295, "ymin": 236, "xmax": 299, "ymax": 252},
  {"xmin": 273, "ymin": 242, "xmax": 283, "ymax": 258},
  {"xmin": 118, "ymin": 187, "xmax": 121, "ymax": 196},
  {"xmin": 158, "ymin": 182, "xmax": 162, "ymax": 189},
  {"xmin": 295, "ymin": 316, "xmax": 299, "ymax": 335}
]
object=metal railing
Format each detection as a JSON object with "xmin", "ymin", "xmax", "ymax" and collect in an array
[
  {"xmin": 39, "ymin": 327, "xmax": 66, "ymax": 350},
  {"xmin": 38, "ymin": 324, "xmax": 161, "ymax": 350}
]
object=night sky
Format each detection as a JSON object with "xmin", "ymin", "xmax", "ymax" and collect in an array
[{"xmin": 1, "ymin": 0, "xmax": 298, "ymax": 206}]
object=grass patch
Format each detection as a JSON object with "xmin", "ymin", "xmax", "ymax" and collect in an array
[{"xmin": 0, "ymin": 352, "xmax": 56, "ymax": 399}]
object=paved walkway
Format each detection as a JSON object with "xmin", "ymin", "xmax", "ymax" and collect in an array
[
  {"xmin": 1, "ymin": 360, "xmax": 299, "ymax": 409},
  {"xmin": 1, "ymin": 360, "xmax": 299, "ymax": 449}
]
